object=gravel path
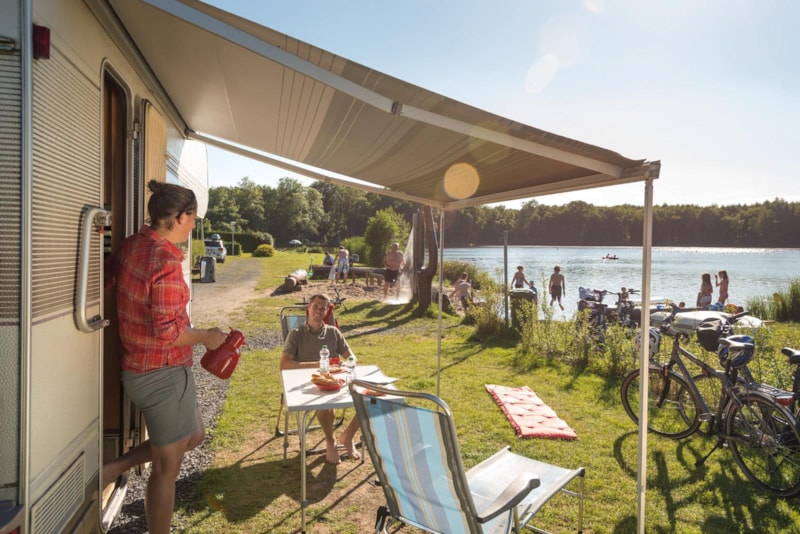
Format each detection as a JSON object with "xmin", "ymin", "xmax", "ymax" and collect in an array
[{"xmin": 108, "ymin": 258, "xmax": 273, "ymax": 533}]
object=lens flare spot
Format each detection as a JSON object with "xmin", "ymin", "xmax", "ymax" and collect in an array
[
  {"xmin": 525, "ymin": 54, "xmax": 558, "ymax": 93},
  {"xmin": 444, "ymin": 163, "xmax": 480, "ymax": 200}
]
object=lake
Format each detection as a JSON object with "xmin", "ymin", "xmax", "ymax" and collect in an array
[{"xmin": 442, "ymin": 246, "xmax": 800, "ymax": 317}]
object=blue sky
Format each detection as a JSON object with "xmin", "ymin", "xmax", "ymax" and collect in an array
[{"xmin": 204, "ymin": 0, "xmax": 798, "ymax": 207}]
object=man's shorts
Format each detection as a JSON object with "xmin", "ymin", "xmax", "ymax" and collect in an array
[
  {"xmin": 122, "ymin": 366, "xmax": 198, "ymax": 447},
  {"xmin": 336, "ymin": 258, "xmax": 349, "ymax": 273},
  {"xmin": 384, "ymin": 269, "xmax": 399, "ymax": 284}
]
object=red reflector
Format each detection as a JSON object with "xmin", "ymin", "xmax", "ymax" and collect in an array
[
  {"xmin": 775, "ymin": 396, "xmax": 793, "ymax": 407},
  {"xmin": 33, "ymin": 24, "xmax": 50, "ymax": 59}
]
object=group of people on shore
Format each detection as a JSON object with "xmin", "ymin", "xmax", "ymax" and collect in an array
[
  {"xmin": 697, "ymin": 270, "xmax": 729, "ymax": 309},
  {"xmin": 323, "ymin": 246, "xmax": 352, "ymax": 283}
]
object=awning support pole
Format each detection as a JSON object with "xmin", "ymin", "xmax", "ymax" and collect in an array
[{"xmin": 637, "ymin": 178, "xmax": 655, "ymax": 534}]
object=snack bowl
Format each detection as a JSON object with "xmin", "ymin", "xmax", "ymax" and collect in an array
[{"xmin": 315, "ymin": 379, "xmax": 345, "ymax": 392}]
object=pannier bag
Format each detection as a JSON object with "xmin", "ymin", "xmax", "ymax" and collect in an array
[{"xmin": 696, "ymin": 319, "xmax": 732, "ymax": 352}]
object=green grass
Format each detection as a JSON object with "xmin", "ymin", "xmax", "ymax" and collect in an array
[{"xmin": 180, "ymin": 253, "xmax": 800, "ymax": 533}]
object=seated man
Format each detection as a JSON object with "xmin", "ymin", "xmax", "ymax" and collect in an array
[{"xmin": 280, "ymin": 293, "xmax": 360, "ymax": 464}]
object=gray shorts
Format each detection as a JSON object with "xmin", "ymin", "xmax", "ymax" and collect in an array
[{"xmin": 122, "ymin": 366, "xmax": 198, "ymax": 447}]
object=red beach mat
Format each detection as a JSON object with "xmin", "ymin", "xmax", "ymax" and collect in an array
[{"xmin": 485, "ymin": 384, "xmax": 577, "ymax": 440}]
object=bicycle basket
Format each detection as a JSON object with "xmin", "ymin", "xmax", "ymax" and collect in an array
[
  {"xmin": 696, "ymin": 319, "xmax": 732, "ymax": 352},
  {"xmin": 717, "ymin": 334, "xmax": 755, "ymax": 368}
]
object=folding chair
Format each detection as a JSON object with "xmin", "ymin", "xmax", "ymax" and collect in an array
[
  {"xmin": 350, "ymin": 380, "xmax": 585, "ymax": 534},
  {"xmin": 275, "ymin": 304, "xmax": 344, "ymax": 439}
]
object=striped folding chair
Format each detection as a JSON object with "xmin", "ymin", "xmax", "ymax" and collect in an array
[{"xmin": 349, "ymin": 381, "xmax": 585, "ymax": 534}]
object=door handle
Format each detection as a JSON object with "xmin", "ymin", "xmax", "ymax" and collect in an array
[{"xmin": 75, "ymin": 206, "xmax": 112, "ymax": 333}]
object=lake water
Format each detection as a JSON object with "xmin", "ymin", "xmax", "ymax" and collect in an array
[{"xmin": 442, "ymin": 246, "xmax": 800, "ymax": 317}]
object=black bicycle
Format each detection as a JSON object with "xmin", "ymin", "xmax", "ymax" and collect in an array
[
  {"xmin": 621, "ymin": 305, "xmax": 800, "ymax": 496},
  {"xmin": 576, "ymin": 287, "xmax": 639, "ymax": 343}
]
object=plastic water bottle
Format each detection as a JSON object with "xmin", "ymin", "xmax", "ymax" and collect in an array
[
  {"xmin": 319, "ymin": 345, "xmax": 330, "ymax": 372},
  {"xmin": 345, "ymin": 354, "xmax": 357, "ymax": 384}
]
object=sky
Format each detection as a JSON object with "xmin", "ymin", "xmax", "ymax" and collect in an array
[{"xmin": 204, "ymin": 0, "xmax": 798, "ymax": 207}]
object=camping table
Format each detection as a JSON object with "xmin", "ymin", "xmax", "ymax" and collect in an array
[{"xmin": 281, "ymin": 364, "xmax": 395, "ymax": 533}]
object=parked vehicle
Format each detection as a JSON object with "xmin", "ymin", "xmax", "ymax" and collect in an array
[
  {"xmin": 1, "ymin": 2, "xmax": 209, "ymax": 531},
  {"xmin": 205, "ymin": 239, "xmax": 227, "ymax": 263}
]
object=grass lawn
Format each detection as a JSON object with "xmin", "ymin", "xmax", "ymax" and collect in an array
[{"xmin": 182, "ymin": 252, "xmax": 800, "ymax": 533}]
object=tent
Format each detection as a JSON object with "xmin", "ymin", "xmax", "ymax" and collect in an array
[{"xmin": 89, "ymin": 1, "xmax": 659, "ymax": 530}]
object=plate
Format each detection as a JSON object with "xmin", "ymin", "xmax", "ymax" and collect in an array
[
  {"xmin": 328, "ymin": 366, "xmax": 346, "ymax": 374},
  {"xmin": 315, "ymin": 379, "xmax": 345, "ymax": 392}
]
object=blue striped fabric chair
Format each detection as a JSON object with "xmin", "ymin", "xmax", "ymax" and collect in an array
[{"xmin": 349, "ymin": 380, "xmax": 585, "ymax": 534}]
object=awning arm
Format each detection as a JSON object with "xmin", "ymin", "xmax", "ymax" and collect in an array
[
  {"xmin": 188, "ymin": 130, "xmax": 446, "ymax": 208},
  {"xmin": 444, "ymin": 162, "xmax": 661, "ymax": 210}
]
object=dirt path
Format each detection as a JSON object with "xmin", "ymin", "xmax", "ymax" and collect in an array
[
  {"xmin": 190, "ymin": 259, "xmax": 388, "ymax": 328},
  {"xmin": 189, "ymin": 258, "xmax": 267, "ymax": 327}
]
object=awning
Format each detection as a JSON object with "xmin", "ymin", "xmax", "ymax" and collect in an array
[
  {"xmin": 93, "ymin": 2, "xmax": 659, "ymax": 531},
  {"xmin": 100, "ymin": 0, "xmax": 659, "ymax": 209}
]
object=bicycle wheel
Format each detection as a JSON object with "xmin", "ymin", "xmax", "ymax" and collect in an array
[
  {"xmin": 726, "ymin": 393, "xmax": 800, "ymax": 497},
  {"xmin": 621, "ymin": 366, "xmax": 702, "ymax": 439}
]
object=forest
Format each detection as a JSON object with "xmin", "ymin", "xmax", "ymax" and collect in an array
[{"xmin": 204, "ymin": 177, "xmax": 800, "ymax": 249}]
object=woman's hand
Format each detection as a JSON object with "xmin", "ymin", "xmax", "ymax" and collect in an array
[{"xmin": 204, "ymin": 327, "xmax": 228, "ymax": 351}]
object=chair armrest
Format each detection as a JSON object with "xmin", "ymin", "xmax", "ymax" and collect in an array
[{"xmin": 475, "ymin": 472, "xmax": 540, "ymax": 524}]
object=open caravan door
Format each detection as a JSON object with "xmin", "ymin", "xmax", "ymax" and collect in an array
[{"xmin": 97, "ymin": 0, "xmax": 660, "ymax": 530}]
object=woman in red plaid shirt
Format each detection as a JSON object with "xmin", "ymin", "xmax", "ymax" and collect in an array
[{"xmin": 103, "ymin": 180, "xmax": 227, "ymax": 533}]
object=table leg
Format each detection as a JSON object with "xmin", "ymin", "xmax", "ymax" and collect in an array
[{"xmin": 299, "ymin": 411, "xmax": 311, "ymax": 534}]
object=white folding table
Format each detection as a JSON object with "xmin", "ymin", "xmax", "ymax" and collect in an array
[{"xmin": 280, "ymin": 364, "xmax": 395, "ymax": 533}]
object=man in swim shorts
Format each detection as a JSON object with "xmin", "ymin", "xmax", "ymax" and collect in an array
[
  {"xmin": 549, "ymin": 265, "xmax": 566, "ymax": 311},
  {"xmin": 382, "ymin": 242, "xmax": 405, "ymax": 300}
]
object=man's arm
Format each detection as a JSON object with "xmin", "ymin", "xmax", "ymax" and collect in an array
[{"xmin": 280, "ymin": 351, "xmax": 317, "ymax": 370}]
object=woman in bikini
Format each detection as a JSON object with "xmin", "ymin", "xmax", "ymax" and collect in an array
[
  {"xmin": 697, "ymin": 272, "xmax": 713, "ymax": 308},
  {"xmin": 715, "ymin": 270, "xmax": 729, "ymax": 305}
]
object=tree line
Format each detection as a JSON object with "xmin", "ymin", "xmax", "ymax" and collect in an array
[{"xmin": 204, "ymin": 178, "xmax": 800, "ymax": 249}]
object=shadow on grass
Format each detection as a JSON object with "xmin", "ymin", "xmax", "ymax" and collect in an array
[
  {"xmin": 190, "ymin": 436, "xmax": 378, "ymax": 532},
  {"xmin": 611, "ymin": 430, "xmax": 798, "ymax": 532}
]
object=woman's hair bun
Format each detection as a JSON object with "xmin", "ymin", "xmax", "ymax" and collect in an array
[{"xmin": 148, "ymin": 179, "xmax": 165, "ymax": 194}]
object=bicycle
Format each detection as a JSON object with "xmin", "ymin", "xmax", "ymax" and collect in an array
[
  {"xmin": 576, "ymin": 287, "xmax": 639, "ymax": 344},
  {"xmin": 297, "ymin": 285, "xmax": 347, "ymax": 311},
  {"xmin": 620, "ymin": 304, "xmax": 800, "ymax": 496}
]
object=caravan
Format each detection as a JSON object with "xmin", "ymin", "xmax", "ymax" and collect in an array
[{"xmin": 0, "ymin": 1, "xmax": 209, "ymax": 531}]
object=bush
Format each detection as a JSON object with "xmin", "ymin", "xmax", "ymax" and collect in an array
[
  {"xmin": 341, "ymin": 236, "xmax": 366, "ymax": 264},
  {"xmin": 191, "ymin": 239, "xmax": 205, "ymax": 262},
  {"xmin": 441, "ymin": 260, "xmax": 489, "ymax": 289},
  {"xmin": 253, "ymin": 244, "xmax": 275, "ymax": 257}
]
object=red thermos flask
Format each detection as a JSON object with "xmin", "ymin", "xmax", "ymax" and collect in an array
[{"xmin": 201, "ymin": 329, "xmax": 245, "ymax": 379}]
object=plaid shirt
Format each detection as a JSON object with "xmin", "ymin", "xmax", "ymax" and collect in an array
[{"xmin": 115, "ymin": 225, "xmax": 192, "ymax": 372}]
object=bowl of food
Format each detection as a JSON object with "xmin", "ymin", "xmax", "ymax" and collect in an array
[{"xmin": 311, "ymin": 371, "xmax": 345, "ymax": 391}]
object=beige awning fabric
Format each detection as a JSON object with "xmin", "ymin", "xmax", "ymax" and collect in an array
[
  {"xmin": 103, "ymin": 0, "xmax": 659, "ymax": 209},
  {"xmin": 96, "ymin": 2, "xmax": 659, "ymax": 530}
]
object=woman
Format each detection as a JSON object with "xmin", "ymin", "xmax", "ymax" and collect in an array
[
  {"xmin": 697, "ymin": 272, "xmax": 714, "ymax": 308},
  {"xmin": 715, "ymin": 270, "xmax": 729, "ymax": 305},
  {"xmin": 103, "ymin": 180, "xmax": 227, "ymax": 533}
]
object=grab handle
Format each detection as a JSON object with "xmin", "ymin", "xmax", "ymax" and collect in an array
[{"xmin": 75, "ymin": 206, "xmax": 112, "ymax": 333}]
